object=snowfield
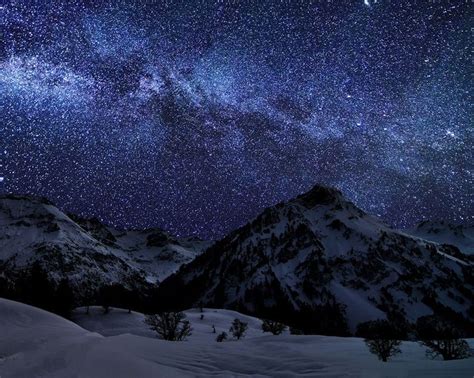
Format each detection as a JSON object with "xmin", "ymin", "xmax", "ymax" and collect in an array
[{"xmin": 1, "ymin": 298, "xmax": 473, "ymax": 377}]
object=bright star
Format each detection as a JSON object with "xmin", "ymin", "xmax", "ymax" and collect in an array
[{"xmin": 446, "ymin": 130, "xmax": 456, "ymax": 138}]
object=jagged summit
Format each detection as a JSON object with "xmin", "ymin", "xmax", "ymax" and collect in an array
[{"xmin": 295, "ymin": 184, "xmax": 345, "ymax": 208}]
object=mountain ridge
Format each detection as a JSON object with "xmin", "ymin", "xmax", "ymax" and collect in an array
[
  {"xmin": 155, "ymin": 184, "xmax": 473, "ymax": 335},
  {"xmin": 404, "ymin": 220, "xmax": 474, "ymax": 255},
  {"xmin": 1, "ymin": 186, "xmax": 472, "ymax": 335},
  {"xmin": 0, "ymin": 194, "xmax": 210, "ymax": 297}
]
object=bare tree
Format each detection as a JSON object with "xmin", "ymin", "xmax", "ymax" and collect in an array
[
  {"xmin": 416, "ymin": 316, "xmax": 471, "ymax": 360},
  {"xmin": 230, "ymin": 318, "xmax": 248, "ymax": 340},
  {"xmin": 357, "ymin": 320, "xmax": 402, "ymax": 362},
  {"xmin": 261, "ymin": 319, "xmax": 287, "ymax": 335},
  {"xmin": 144, "ymin": 312, "xmax": 192, "ymax": 341},
  {"xmin": 83, "ymin": 287, "xmax": 94, "ymax": 315},
  {"xmin": 365, "ymin": 338, "xmax": 402, "ymax": 362}
]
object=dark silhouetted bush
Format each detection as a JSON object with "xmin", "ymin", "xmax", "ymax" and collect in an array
[
  {"xmin": 261, "ymin": 319, "xmax": 287, "ymax": 335},
  {"xmin": 216, "ymin": 332, "xmax": 227, "ymax": 342},
  {"xmin": 230, "ymin": 318, "xmax": 248, "ymax": 340},
  {"xmin": 145, "ymin": 312, "xmax": 192, "ymax": 341},
  {"xmin": 416, "ymin": 316, "xmax": 471, "ymax": 360},
  {"xmin": 357, "ymin": 320, "xmax": 402, "ymax": 362}
]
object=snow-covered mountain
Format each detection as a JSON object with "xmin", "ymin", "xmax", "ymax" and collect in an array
[
  {"xmin": 2, "ymin": 188, "xmax": 473, "ymax": 335},
  {"xmin": 405, "ymin": 220, "xmax": 474, "ymax": 255},
  {"xmin": 0, "ymin": 195, "xmax": 210, "ymax": 294},
  {"xmin": 157, "ymin": 185, "xmax": 474, "ymax": 334}
]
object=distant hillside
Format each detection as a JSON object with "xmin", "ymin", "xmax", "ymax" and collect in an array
[{"xmin": 0, "ymin": 194, "xmax": 210, "ymax": 298}]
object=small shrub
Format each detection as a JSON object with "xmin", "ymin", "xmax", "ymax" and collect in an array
[
  {"xmin": 230, "ymin": 318, "xmax": 248, "ymax": 340},
  {"xmin": 144, "ymin": 312, "xmax": 192, "ymax": 341},
  {"xmin": 261, "ymin": 319, "xmax": 287, "ymax": 335},
  {"xmin": 216, "ymin": 332, "xmax": 227, "ymax": 342}
]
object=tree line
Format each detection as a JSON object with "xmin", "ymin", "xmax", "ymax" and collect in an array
[{"xmin": 0, "ymin": 262, "xmax": 143, "ymax": 319}]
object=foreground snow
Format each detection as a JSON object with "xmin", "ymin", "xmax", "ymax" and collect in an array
[
  {"xmin": 72, "ymin": 305, "xmax": 273, "ymax": 340},
  {"xmin": 1, "ymin": 299, "xmax": 473, "ymax": 377}
]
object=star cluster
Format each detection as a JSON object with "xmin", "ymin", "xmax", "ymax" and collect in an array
[{"xmin": 1, "ymin": 0, "xmax": 472, "ymax": 238}]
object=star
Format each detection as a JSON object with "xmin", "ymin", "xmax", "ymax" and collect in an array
[{"xmin": 0, "ymin": 1, "xmax": 471, "ymax": 237}]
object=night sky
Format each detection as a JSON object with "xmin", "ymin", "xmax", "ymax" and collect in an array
[{"xmin": 1, "ymin": 0, "xmax": 472, "ymax": 238}]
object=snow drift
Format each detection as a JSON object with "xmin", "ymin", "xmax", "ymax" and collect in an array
[{"xmin": 1, "ymin": 298, "xmax": 473, "ymax": 377}]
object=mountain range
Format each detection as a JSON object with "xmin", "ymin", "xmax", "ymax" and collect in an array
[
  {"xmin": 1, "ymin": 186, "xmax": 472, "ymax": 335},
  {"xmin": 0, "ymin": 194, "xmax": 210, "ymax": 296}
]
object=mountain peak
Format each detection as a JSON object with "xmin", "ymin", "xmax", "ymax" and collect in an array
[
  {"xmin": 0, "ymin": 194, "xmax": 54, "ymax": 206},
  {"xmin": 295, "ymin": 184, "xmax": 344, "ymax": 208}
]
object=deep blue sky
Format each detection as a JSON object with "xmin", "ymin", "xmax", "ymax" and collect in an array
[{"xmin": 1, "ymin": 0, "xmax": 472, "ymax": 238}]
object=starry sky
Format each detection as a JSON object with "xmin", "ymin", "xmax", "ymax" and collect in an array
[{"xmin": 1, "ymin": 0, "xmax": 472, "ymax": 238}]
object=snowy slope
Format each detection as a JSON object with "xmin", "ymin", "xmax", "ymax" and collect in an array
[
  {"xmin": 405, "ymin": 220, "xmax": 474, "ymax": 255},
  {"xmin": 157, "ymin": 185, "xmax": 474, "ymax": 333},
  {"xmin": 0, "ymin": 195, "xmax": 210, "ymax": 294},
  {"xmin": 0, "ymin": 298, "xmax": 179, "ymax": 377},
  {"xmin": 73, "ymin": 305, "xmax": 275, "ymax": 340},
  {"xmin": 2, "ymin": 298, "xmax": 473, "ymax": 377}
]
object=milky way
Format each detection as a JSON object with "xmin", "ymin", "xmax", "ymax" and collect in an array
[{"xmin": 1, "ymin": 1, "xmax": 472, "ymax": 238}]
